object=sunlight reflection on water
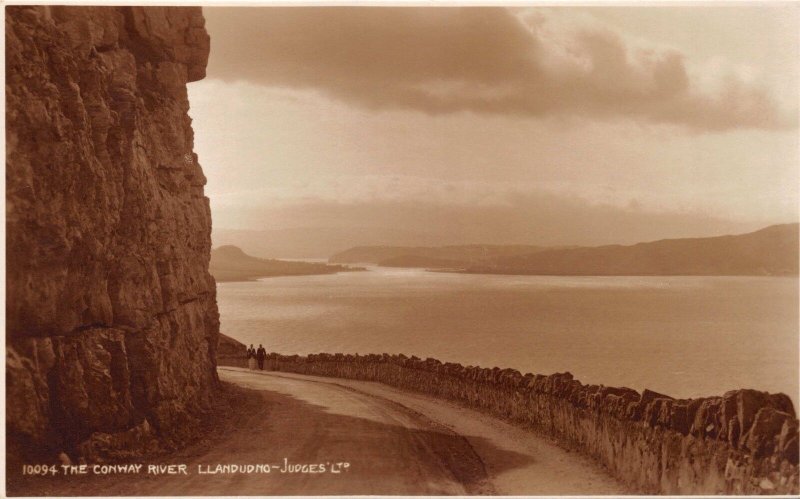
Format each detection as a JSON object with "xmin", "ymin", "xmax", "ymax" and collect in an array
[{"xmin": 218, "ymin": 268, "xmax": 798, "ymax": 405}]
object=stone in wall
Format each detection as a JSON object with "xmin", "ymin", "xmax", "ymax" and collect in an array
[{"xmin": 5, "ymin": 5, "xmax": 218, "ymax": 462}]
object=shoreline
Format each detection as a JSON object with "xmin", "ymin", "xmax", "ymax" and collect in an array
[{"xmin": 213, "ymin": 267, "xmax": 366, "ymax": 283}]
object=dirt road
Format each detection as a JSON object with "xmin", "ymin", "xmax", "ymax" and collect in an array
[{"xmin": 10, "ymin": 367, "xmax": 625, "ymax": 495}]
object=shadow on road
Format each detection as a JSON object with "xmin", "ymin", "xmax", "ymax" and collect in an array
[{"xmin": 8, "ymin": 380, "xmax": 535, "ymax": 496}]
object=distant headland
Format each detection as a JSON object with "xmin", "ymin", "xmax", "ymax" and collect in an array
[{"xmin": 211, "ymin": 245, "xmax": 362, "ymax": 282}]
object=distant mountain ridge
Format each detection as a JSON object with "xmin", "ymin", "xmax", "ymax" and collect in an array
[
  {"xmin": 213, "ymin": 227, "xmax": 444, "ymax": 259},
  {"xmin": 467, "ymin": 223, "xmax": 798, "ymax": 276},
  {"xmin": 329, "ymin": 224, "xmax": 798, "ymax": 276},
  {"xmin": 210, "ymin": 245, "xmax": 358, "ymax": 282}
]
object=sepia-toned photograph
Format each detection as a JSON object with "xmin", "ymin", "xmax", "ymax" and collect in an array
[{"xmin": 4, "ymin": 1, "xmax": 799, "ymax": 496}]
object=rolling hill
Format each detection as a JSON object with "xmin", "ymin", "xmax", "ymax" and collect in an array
[{"xmin": 465, "ymin": 224, "xmax": 798, "ymax": 276}]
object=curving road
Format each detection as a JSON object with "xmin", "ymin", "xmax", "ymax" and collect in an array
[{"xmin": 12, "ymin": 367, "xmax": 625, "ymax": 495}]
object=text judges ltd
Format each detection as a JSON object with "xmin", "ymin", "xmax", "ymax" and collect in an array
[{"xmin": 23, "ymin": 460, "xmax": 351, "ymax": 476}]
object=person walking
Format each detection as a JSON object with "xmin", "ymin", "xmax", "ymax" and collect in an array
[
  {"xmin": 256, "ymin": 344, "xmax": 267, "ymax": 370},
  {"xmin": 247, "ymin": 344, "xmax": 256, "ymax": 370}
]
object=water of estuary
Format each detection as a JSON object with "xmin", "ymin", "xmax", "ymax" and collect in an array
[{"xmin": 218, "ymin": 267, "xmax": 798, "ymax": 405}]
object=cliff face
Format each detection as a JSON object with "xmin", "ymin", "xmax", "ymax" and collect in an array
[
  {"xmin": 266, "ymin": 353, "xmax": 799, "ymax": 495},
  {"xmin": 6, "ymin": 6, "xmax": 218, "ymax": 462}
]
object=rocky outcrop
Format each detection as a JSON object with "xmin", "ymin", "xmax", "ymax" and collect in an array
[
  {"xmin": 6, "ymin": 5, "xmax": 217, "ymax": 462},
  {"xmin": 216, "ymin": 333, "xmax": 248, "ymax": 367},
  {"xmin": 266, "ymin": 352, "xmax": 799, "ymax": 494}
]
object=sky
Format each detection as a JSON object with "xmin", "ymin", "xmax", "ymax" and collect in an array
[{"xmin": 188, "ymin": 5, "xmax": 800, "ymax": 253}]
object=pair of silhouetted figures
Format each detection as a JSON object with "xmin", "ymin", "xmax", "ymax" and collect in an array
[{"xmin": 247, "ymin": 344, "xmax": 267, "ymax": 370}]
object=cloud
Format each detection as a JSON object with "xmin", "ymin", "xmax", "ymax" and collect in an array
[
  {"xmin": 206, "ymin": 173, "xmax": 764, "ymax": 247},
  {"xmin": 209, "ymin": 174, "xmax": 715, "ymax": 216},
  {"xmin": 202, "ymin": 7, "xmax": 795, "ymax": 131},
  {"xmin": 211, "ymin": 187, "xmax": 760, "ymax": 250}
]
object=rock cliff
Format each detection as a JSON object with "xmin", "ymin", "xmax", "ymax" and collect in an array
[
  {"xmin": 216, "ymin": 333, "xmax": 247, "ymax": 367},
  {"xmin": 266, "ymin": 352, "xmax": 799, "ymax": 494},
  {"xmin": 6, "ymin": 5, "xmax": 218, "ymax": 463}
]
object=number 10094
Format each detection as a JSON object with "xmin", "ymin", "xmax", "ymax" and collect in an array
[{"xmin": 22, "ymin": 464, "xmax": 58, "ymax": 476}]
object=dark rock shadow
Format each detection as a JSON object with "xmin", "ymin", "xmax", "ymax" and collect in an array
[{"xmin": 8, "ymin": 384, "xmax": 536, "ymax": 496}]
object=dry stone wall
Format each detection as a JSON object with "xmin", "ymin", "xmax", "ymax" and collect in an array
[
  {"xmin": 266, "ymin": 352, "xmax": 799, "ymax": 495},
  {"xmin": 6, "ymin": 5, "xmax": 218, "ymax": 463}
]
